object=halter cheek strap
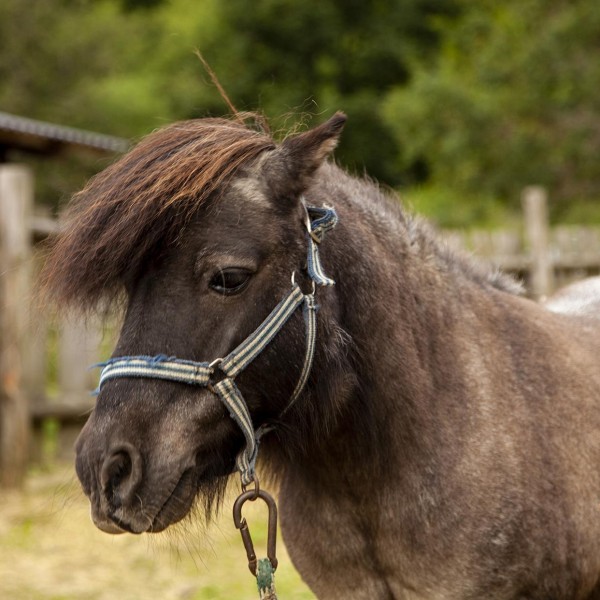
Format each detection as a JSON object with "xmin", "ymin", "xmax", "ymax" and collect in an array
[{"xmin": 95, "ymin": 202, "xmax": 337, "ymax": 486}]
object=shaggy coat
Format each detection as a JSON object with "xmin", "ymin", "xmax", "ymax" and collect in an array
[{"xmin": 43, "ymin": 114, "xmax": 600, "ymax": 599}]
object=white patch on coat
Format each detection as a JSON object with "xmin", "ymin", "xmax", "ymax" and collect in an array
[{"xmin": 227, "ymin": 151, "xmax": 273, "ymax": 208}]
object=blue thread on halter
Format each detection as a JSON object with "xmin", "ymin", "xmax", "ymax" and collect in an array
[{"xmin": 93, "ymin": 203, "xmax": 338, "ymax": 486}]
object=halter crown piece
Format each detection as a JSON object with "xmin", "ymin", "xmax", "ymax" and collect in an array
[{"xmin": 95, "ymin": 199, "xmax": 338, "ymax": 486}]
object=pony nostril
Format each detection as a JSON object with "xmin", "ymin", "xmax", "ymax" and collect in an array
[
  {"xmin": 101, "ymin": 452, "xmax": 131, "ymax": 492},
  {"xmin": 100, "ymin": 443, "xmax": 143, "ymax": 507}
]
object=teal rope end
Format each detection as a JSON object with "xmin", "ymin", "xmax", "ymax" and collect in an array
[{"xmin": 256, "ymin": 558, "xmax": 277, "ymax": 599}]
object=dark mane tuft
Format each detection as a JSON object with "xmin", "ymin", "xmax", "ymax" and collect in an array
[{"xmin": 41, "ymin": 118, "xmax": 275, "ymax": 310}]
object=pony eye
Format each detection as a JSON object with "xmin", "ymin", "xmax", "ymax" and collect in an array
[{"xmin": 209, "ymin": 268, "xmax": 251, "ymax": 295}]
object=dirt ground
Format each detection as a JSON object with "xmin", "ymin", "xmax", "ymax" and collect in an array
[{"xmin": 0, "ymin": 463, "xmax": 315, "ymax": 600}]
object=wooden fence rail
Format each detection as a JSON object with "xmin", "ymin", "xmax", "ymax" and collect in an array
[
  {"xmin": 443, "ymin": 187, "xmax": 600, "ymax": 298},
  {"xmin": 1, "ymin": 166, "xmax": 599, "ymax": 486}
]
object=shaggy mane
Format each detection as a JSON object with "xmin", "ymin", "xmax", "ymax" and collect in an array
[{"xmin": 41, "ymin": 118, "xmax": 275, "ymax": 310}]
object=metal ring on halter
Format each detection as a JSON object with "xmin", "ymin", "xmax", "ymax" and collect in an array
[
  {"xmin": 207, "ymin": 358, "xmax": 224, "ymax": 394},
  {"xmin": 242, "ymin": 474, "xmax": 260, "ymax": 500},
  {"xmin": 304, "ymin": 205, "xmax": 312, "ymax": 232},
  {"xmin": 290, "ymin": 270, "xmax": 315, "ymax": 295},
  {"xmin": 209, "ymin": 357, "xmax": 223, "ymax": 370},
  {"xmin": 309, "ymin": 230, "xmax": 321, "ymax": 244}
]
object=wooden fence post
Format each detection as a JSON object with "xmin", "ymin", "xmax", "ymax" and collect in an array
[
  {"xmin": 23, "ymin": 250, "xmax": 48, "ymax": 412},
  {"xmin": 522, "ymin": 186, "xmax": 554, "ymax": 300},
  {"xmin": 0, "ymin": 165, "xmax": 33, "ymax": 487}
]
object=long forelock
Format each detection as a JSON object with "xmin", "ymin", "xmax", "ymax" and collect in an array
[{"xmin": 41, "ymin": 118, "xmax": 275, "ymax": 311}]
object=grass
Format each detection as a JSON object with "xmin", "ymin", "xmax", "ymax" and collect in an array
[{"xmin": 0, "ymin": 463, "xmax": 316, "ymax": 600}]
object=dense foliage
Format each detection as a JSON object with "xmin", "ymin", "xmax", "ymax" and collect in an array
[
  {"xmin": 383, "ymin": 0, "xmax": 600, "ymax": 223},
  {"xmin": 1, "ymin": 0, "xmax": 599, "ymax": 225}
]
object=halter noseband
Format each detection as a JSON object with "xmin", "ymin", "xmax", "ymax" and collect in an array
[{"xmin": 95, "ymin": 201, "xmax": 338, "ymax": 486}]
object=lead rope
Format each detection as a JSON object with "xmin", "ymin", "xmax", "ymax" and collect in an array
[
  {"xmin": 257, "ymin": 561, "xmax": 277, "ymax": 600},
  {"xmin": 94, "ymin": 200, "xmax": 338, "ymax": 599}
]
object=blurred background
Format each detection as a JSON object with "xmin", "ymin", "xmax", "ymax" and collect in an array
[
  {"xmin": 0, "ymin": 0, "xmax": 599, "ymax": 598},
  {"xmin": 3, "ymin": 0, "xmax": 600, "ymax": 226}
]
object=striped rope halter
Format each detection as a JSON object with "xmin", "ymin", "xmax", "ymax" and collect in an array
[{"xmin": 96, "ymin": 200, "xmax": 338, "ymax": 488}]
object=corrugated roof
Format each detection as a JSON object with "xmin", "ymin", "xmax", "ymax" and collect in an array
[{"xmin": 0, "ymin": 111, "xmax": 129, "ymax": 156}]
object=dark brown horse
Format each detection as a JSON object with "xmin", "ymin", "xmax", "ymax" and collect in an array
[{"xmin": 43, "ymin": 114, "xmax": 600, "ymax": 599}]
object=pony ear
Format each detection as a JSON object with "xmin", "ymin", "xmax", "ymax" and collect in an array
[{"xmin": 266, "ymin": 112, "xmax": 347, "ymax": 198}]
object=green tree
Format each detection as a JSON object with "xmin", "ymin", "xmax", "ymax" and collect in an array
[
  {"xmin": 0, "ymin": 0, "xmax": 146, "ymax": 133},
  {"xmin": 0, "ymin": 0, "xmax": 161, "ymax": 207},
  {"xmin": 0, "ymin": 0, "xmax": 459, "ymax": 190},
  {"xmin": 0, "ymin": 0, "xmax": 229, "ymax": 206},
  {"xmin": 383, "ymin": 0, "xmax": 600, "ymax": 223},
  {"xmin": 202, "ymin": 0, "xmax": 458, "ymax": 185}
]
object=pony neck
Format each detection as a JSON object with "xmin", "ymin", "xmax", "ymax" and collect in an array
[{"xmin": 280, "ymin": 164, "xmax": 509, "ymax": 490}]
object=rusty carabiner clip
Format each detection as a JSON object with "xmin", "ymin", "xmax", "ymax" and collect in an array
[{"xmin": 233, "ymin": 488, "xmax": 278, "ymax": 576}]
